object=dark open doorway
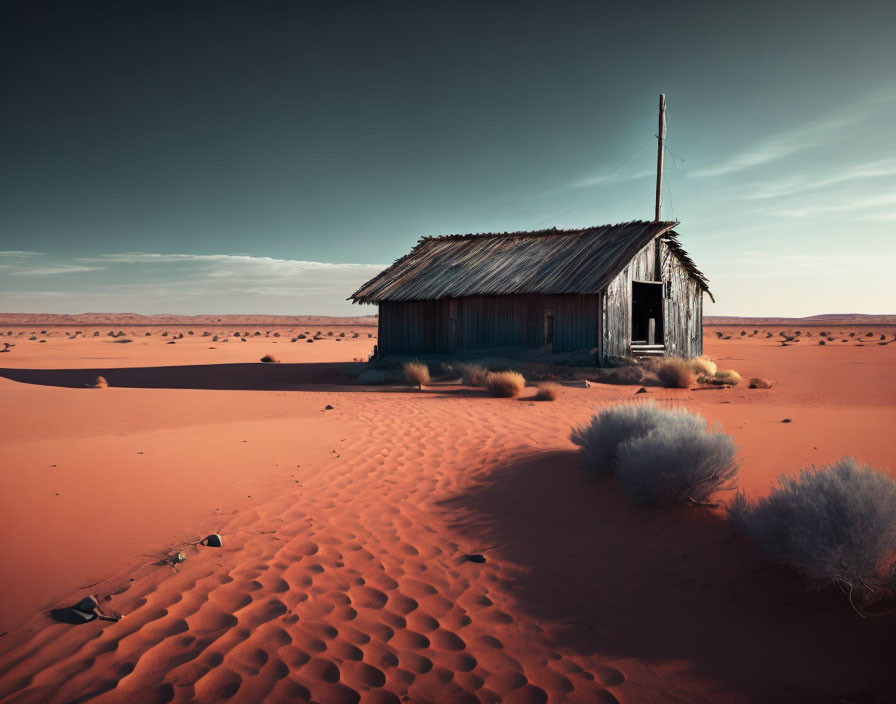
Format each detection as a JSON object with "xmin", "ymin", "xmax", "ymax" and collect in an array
[{"xmin": 632, "ymin": 281, "xmax": 664, "ymax": 345}]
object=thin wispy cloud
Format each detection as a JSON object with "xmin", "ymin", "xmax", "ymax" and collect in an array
[
  {"xmin": 81, "ymin": 253, "xmax": 385, "ymax": 271},
  {"xmin": 0, "ymin": 252, "xmax": 386, "ymax": 314},
  {"xmin": 7, "ymin": 264, "xmax": 105, "ymax": 276},
  {"xmin": 691, "ymin": 93, "xmax": 893, "ymax": 178},
  {"xmin": 774, "ymin": 191, "xmax": 896, "ymax": 218},
  {"xmin": 0, "ymin": 251, "xmax": 44, "ymax": 258},
  {"xmin": 729, "ymin": 251, "xmax": 896, "ymax": 275},
  {"xmin": 568, "ymin": 169, "xmax": 654, "ymax": 190},
  {"xmin": 742, "ymin": 157, "xmax": 896, "ymax": 200}
]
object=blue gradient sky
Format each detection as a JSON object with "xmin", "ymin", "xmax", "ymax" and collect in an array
[{"xmin": 1, "ymin": 1, "xmax": 895, "ymax": 316}]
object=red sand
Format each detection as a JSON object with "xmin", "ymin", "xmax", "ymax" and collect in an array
[{"xmin": 0, "ymin": 324, "xmax": 894, "ymax": 703}]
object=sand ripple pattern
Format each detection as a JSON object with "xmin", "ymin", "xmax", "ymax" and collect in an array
[{"xmin": 0, "ymin": 395, "xmax": 629, "ymax": 703}]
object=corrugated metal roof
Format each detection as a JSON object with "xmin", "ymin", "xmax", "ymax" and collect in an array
[{"xmin": 350, "ymin": 220, "xmax": 711, "ymax": 303}]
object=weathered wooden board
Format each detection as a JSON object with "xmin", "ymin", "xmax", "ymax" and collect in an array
[{"xmin": 378, "ymin": 294, "xmax": 600, "ymax": 357}]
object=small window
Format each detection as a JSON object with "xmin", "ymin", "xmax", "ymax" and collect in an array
[{"xmin": 664, "ymin": 280, "xmax": 672, "ymax": 299}]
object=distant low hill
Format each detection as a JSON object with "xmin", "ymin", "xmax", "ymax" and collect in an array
[
  {"xmin": 705, "ymin": 314, "xmax": 896, "ymax": 325},
  {"xmin": 0, "ymin": 313, "xmax": 379, "ymax": 326},
  {"xmin": 2, "ymin": 312, "xmax": 893, "ymax": 327}
]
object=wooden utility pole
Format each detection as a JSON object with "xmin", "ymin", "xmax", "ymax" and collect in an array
[{"xmin": 654, "ymin": 93, "xmax": 666, "ymax": 222}]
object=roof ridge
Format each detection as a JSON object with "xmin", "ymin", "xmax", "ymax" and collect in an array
[{"xmin": 420, "ymin": 220, "xmax": 680, "ymax": 242}]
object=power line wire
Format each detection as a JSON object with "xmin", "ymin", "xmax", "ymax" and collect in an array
[{"xmin": 536, "ymin": 139, "xmax": 656, "ymax": 226}]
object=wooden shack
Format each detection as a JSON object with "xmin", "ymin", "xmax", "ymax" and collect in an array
[{"xmin": 349, "ymin": 220, "xmax": 712, "ymax": 363}]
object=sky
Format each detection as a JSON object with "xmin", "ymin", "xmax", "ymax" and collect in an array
[{"xmin": 1, "ymin": 0, "xmax": 895, "ymax": 317}]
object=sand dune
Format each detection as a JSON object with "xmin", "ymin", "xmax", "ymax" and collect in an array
[{"xmin": 0, "ymin": 325, "xmax": 894, "ymax": 703}]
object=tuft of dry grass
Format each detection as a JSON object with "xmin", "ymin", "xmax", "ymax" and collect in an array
[
  {"xmin": 92, "ymin": 375, "xmax": 108, "ymax": 388},
  {"xmin": 691, "ymin": 355, "xmax": 717, "ymax": 379},
  {"xmin": 402, "ymin": 361, "xmax": 431, "ymax": 386},
  {"xmin": 455, "ymin": 362, "xmax": 488, "ymax": 386},
  {"xmin": 260, "ymin": 354, "xmax": 279, "ymax": 363},
  {"xmin": 485, "ymin": 370, "xmax": 526, "ymax": 397},
  {"xmin": 653, "ymin": 358, "xmax": 698, "ymax": 388},
  {"xmin": 533, "ymin": 383, "xmax": 559, "ymax": 401},
  {"xmin": 713, "ymin": 369, "xmax": 742, "ymax": 385}
]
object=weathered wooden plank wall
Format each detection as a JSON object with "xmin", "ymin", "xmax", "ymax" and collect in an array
[
  {"xmin": 599, "ymin": 238, "xmax": 703, "ymax": 361},
  {"xmin": 662, "ymin": 246, "xmax": 703, "ymax": 357},
  {"xmin": 600, "ymin": 240, "xmax": 656, "ymax": 361},
  {"xmin": 378, "ymin": 294, "xmax": 599, "ymax": 356},
  {"xmin": 550, "ymin": 294, "xmax": 599, "ymax": 353}
]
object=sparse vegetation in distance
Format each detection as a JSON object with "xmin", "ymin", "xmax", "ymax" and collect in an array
[
  {"xmin": 729, "ymin": 457, "xmax": 896, "ymax": 608},
  {"xmin": 484, "ymin": 370, "xmax": 526, "ymax": 397},
  {"xmin": 260, "ymin": 354, "xmax": 279, "ymax": 363},
  {"xmin": 402, "ymin": 361, "xmax": 431, "ymax": 386}
]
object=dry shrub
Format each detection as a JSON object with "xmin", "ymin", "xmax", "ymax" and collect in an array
[
  {"xmin": 653, "ymin": 358, "xmax": 698, "ymax": 388},
  {"xmin": 691, "ymin": 355, "xmax": 717, "ymax": 378},
  {"xmin": 570, "ymin": 400, "xmax": 739, "ymax": 505},
  {"xmin": 92, "ymin": 375, "xmax": 108, "ymax": 388},
  {"xmin": 748, "ymin": 377, "xmax": 772, "ymax": 389},
  {"xmin": 402, "ymin": 361, "xmax": 431, "ymax": 386},
  {"xmin": 260, "ymin": 354, "xmax": 279, "ymax": 363},
  {"xmin": 534, "ymin": 383, "xmax": 559, "ymax": 401},
  {"xmin": 485, "ymin": 370, "xmax": 526, "ymax": 397},
  {"xmin": 456, "ymin": 362, "xmax": 488, "ymax": 386},
  {"xmin": 593, "ymin": 364, "xmax": 645, "ymax": 385},
  {"xmin": 713, "ymin": 369, "xmax": 741, "ymax": 385},
  {"xmin": 571, "ymin": 401, "xmax": 666, "ymax": 476},
  {"xmin": 729, "ymin": 457, "xmax": 896, "ymax": 606},
  {"xmin": 615, "ymin": 409, "xmax": 739, "ymax": 507}
]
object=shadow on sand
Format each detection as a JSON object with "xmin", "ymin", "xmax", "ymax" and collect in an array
[
  {"xmin": 0, "ymin": 362, "xmax": 370, "ymax": 392},
  {"xmin": 437, "ymin": 450, "xmax": 896, "ymax": 703},
  {"xmin": 0, "ymin": 363, "xmax": 551, "ymax": 398}
]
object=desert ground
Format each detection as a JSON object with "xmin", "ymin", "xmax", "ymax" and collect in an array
[{"xmin": 0, "ymin": 321, "xmax": 894, "ymax": 703}]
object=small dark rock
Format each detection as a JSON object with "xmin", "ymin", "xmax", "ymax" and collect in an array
[
  {"xmin": 781, "ymin": 417, "xmax": 792, "ymax": 423},
  {"xmin": 325, "ymin": 404, "xmax": 334, "ymax": 410},
  {"xmin": 200, "ymin": 533, "xmax": 223, "ymax": 548},
  {"xmin": 634, "ymin": 387, "xmax": 647, "ymax": 394},
  {"xmin": 463, "ymin": 554, "xmax": 486, "ymax": 564}
]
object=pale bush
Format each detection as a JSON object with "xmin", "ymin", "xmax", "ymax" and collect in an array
[
  {"xmin": 402, "ymin": 361, "xmax": 430, "ymax": 386},
  {"xmin": 570, "ymin": 401, "xmax": 667, "ymax": 476},
  {"xmin": 615, "ymin": 410, "xmax": 739, "ymax": 506},
  {"xmin": 728, "ymin": 457, "xmax": 896, "ymax": 605},
  {"xmin": 92, "ymin": 375, "xmax": 108, "ymax": 388},
  {"xmin": 485, "ymin": 370, "xmax": 525, "ymax": 397},
  {"xmin": 534, "ymin": 383, "xmax": 559, "ymax": 401}
]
